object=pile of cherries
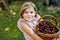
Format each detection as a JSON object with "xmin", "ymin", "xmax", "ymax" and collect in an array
[{"xmin": 37, "ymin": 21, "xmax": 59, "ymax": 34}]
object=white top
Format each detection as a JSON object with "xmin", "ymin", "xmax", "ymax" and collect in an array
[{"xmin": 17, "ymin": 14, "xmax": 41, "ymax": 40}]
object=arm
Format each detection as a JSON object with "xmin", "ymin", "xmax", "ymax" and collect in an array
[{"xmin": 20, "ymin": 21, "xmax": 43, "ymax": 40}]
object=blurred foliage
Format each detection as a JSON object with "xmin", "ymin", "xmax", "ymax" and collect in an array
[{"xmin": 0, "ymin": 1, "xmax": 60, "ymax": 40}]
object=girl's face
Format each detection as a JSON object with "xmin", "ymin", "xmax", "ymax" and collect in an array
[{"xmin": 22, "ymin": 7, "xmax": 36, "ymax": 21}]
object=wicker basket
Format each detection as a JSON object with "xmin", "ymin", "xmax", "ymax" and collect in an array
[{"xmin": 36, "ymin": 15, "xmax": 60, "ymax": 40}]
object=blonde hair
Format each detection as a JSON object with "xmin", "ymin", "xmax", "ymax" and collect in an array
[{"xmin": 20, "ymin": 2, "xmax": 37, "ymax": 16}]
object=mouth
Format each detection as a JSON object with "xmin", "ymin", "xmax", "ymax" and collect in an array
[
  {"xmin": 27, "ymin": 17, "xmax": 32, "ymax": 18},
  {"xmin": 27, "ymin": 16, "xmax": 32, "ymax": 18}
]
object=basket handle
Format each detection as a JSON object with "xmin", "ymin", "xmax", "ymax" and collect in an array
[{"xmin": 38, "ymin": 15, "xmax": 58, "ymax": 27}]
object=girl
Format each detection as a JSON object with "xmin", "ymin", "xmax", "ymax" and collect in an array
[
  {"xmin": 17, "ymin": 1, "xmax": 60, "ymax": 40},
  {"xmin": 17, "ymin": 2, "xmax": 43, "ymax": 40}
]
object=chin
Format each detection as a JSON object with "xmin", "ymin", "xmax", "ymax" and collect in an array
[
  {"xmin": 26, "ymin": 19, "xmax": 34, "ymax": 21},
  {"xmin": 27, "ymin": 19, "xmax": 33, "ymax": 21}
]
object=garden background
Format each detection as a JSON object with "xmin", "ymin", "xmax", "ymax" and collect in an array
[{"xmin": 0, "ymin": 0, "xmax": 60, "ymax": 40}]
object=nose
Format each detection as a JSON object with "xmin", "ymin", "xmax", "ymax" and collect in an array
[{"xmin": 28, "ymin": 13, "xmax": 31, "ymax": 15}]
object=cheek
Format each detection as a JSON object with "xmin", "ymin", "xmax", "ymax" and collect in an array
[
  {"xmin": 32, "ymin": 12, "xmax": 36, "ymax": 16},
  {"xmin": 22, "ymin": 14, "xmax": 27, "ymax": 18},
  {"xmin": 32, "ymin": 13, "xmax": 36, "ymax": 17}
]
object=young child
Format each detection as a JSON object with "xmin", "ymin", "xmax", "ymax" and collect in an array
[
  {"xmin": 17, "ymin": 2, "xmax": 43, "ymax": 40},
  {"xmin": 17, "ymin": 2, "xmax": 60, "ymax": 40}
]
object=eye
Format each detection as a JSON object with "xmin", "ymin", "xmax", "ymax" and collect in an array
[{"xmin": 30, "ymin": 11, "xmax": 33, "ymax": 14}]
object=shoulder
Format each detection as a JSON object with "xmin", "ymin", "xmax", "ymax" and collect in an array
[
  {"xmin": 17, "ymin": 18, "xmax": 23, "ymax": 27},
  {"xmin": 36, "ymin": 14, "xmax": 41, "ymax": 18},
  {"xmin": 17, "ymin": 18, "xmax": 30, "ymax": 33},
  {"xmin": 17, "ymin": 18, "xmax": 28, "ymax": 27},
  {"xmin": 17, "ymin": 18, "xmax": 24, "ymax": 24},
  {"xmin": 17, "ymin": 18, "xmax": 27, "ymax": 30}
]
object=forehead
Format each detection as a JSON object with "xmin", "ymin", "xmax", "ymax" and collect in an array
[{"xmin": 25, "ymin": 7, "xmax": 35, "ymax": 12}]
